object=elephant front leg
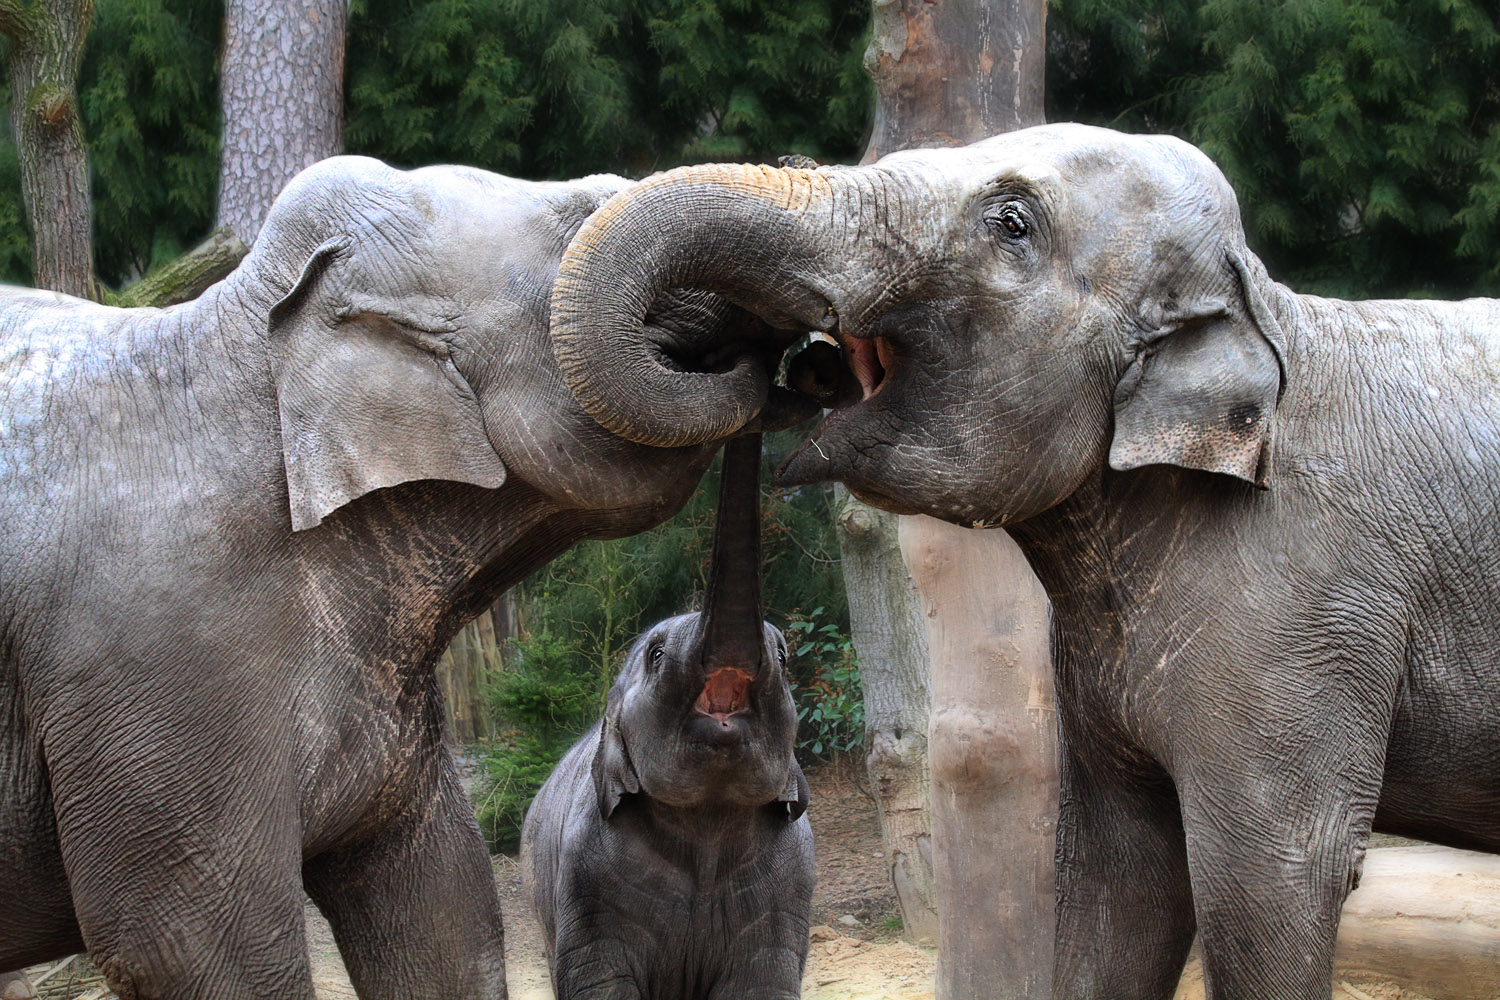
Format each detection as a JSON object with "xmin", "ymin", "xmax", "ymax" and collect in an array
[
  {"xmin": 1051, "ymin": 747, "xmax": 1197, "ymax": 1000},
  {"xmin": 1178, "ymin": 760, "xmax": 1381, "ymax": 1000},
  {"xmin": 303, "ymin": 771, "xmax": 507, "ymax": 1000}
]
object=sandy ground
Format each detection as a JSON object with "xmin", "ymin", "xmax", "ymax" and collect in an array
[{"xmin": 20, "ymin": 762, "xmax": 1493, "ymax": 999}]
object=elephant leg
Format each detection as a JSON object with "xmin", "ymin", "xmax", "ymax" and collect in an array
[
  {"xmin": 1177, "ymin": 732, "xmax": 1386, "ymax": 1000},
  {"xmin": 1051, "ymin": 745, "xmax": 1196, "ymax": 1000},
  {"xmin": 48, "ymin": 752, "xmax": 315, "ymax": 998},
  {"xmin": 303, "ymin": 763, "xmax": 507, "ymax": 1000}
]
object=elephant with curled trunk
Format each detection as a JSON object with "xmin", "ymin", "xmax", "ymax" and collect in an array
[
  {"xmin": 0, "ymin": 157, "xmax": 809, "ymax": 1000},
  {"xmin": 521, "ymin": 432, "xmax": 814, "ymax": 1000},
  {"xmin": 550, "ymin": 123, "xmax": 1500, "ymax": 999}
]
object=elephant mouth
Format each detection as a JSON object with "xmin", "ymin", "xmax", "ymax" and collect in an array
[
  {"xmin": 693, "ymin": 667, "xmax": 754, "ymax": 727},
  {"xmin": 785, "ymin": 324, "xmax": 896, "ymax": 411}
]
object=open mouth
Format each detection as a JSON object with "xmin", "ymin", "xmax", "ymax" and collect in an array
[
  {"xmin": 787, "ymin": 328, "xmax": 896, "ymax": 409},
  {"xmin": 693, "ymin": 667, "xmax": 754, "ymax": 727}
]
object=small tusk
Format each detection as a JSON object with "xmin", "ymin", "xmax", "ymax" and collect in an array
[{"xmin": 813, "ymin": 440, "xmax": 829, "ymax": 461}]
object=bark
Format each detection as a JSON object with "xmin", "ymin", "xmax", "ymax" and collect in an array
[
  {"xmin": 216, "ymin": 0, "xmax": 345, "ymax": 247},
  {"xmin": 836, "ymin": 488, "xmax": 938, "ymax": 945},
  {"xmin": 108, "ymin": 227, "xmax": 248, "ymax": 308},
  {"xmin": 437, "ymin": 592, "xmax": 515, "ymax": 744},
  {"xmin": 1, "ymin": 0, "xmax": 97, "ymax": 299},
  {"xmin": 863, "ymin": 0, "xmax": 1046, "ymax": 159},
  {"xmin": 850, "ymin": 0, "xmax": 1054, "ymax": 993},
  {"xmin": 902, "ymin": 517, "xmax": 1055, "ymax": 999}
]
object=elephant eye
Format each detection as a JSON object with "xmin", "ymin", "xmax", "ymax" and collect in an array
[
  {"xmin": 649, "ymin": 643, "xmax": 665, "ymax": 666},
  {"xmin": 777, "ymin": 647, "xmax": 787, "ymax": 667},
  {"xmin": 991, "ymin": 205, "xmax": 1029, "ymax": 238}
]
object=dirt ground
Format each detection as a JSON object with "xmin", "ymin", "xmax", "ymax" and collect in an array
[{"xmin": 18, "ymin": 760, "xmax": 1478, "ymax": 999}]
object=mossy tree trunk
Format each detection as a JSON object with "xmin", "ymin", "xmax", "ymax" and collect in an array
[
  {"xmin": 216, "ymin": 0, "xmax": 345, "ymax": 246},
  {"xmin": 0, "ymin": 0, "xmax": 97, "ymax": 299}
]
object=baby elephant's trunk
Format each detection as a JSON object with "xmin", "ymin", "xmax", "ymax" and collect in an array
[{"xmin": 696, "ymin": 433, "xmax": 766, "ymax": 689}]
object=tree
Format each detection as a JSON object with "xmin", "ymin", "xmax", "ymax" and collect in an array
[
  {"xmin": 847, "ymin": 0, "xmax": 1055, "ymax": 995},
  {"xmin": 0, "ymin": 0, "xmax": 96, "ymax": 298},
  {"xmin": 216, "ymin": 0, "xmax": 344, "ymax": 245}
]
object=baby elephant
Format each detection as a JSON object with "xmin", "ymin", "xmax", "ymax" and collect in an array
[{"xmin": 521, "ymin": 433, "xmax": 815, "ymax": 1000}]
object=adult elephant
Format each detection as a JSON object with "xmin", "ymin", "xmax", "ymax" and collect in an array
[
  {"xmin": 549, "ymin": 124, "xmax": 1500, "ymax": 999},
  {"xmin": 0, "ymin": 157, "xmax": 806, "ymax": 1000}
]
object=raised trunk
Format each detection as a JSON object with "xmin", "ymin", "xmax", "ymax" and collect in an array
[
  {"xmin": 836, "ymin": 487, "xmax": 938, "ymax": 944},
  {"xmin": 699, "ymin": 434, "xmax": 765, "ymax": 670},
  {"xmin": 216, "ymin": 0, "xmax": 345, "ymax": 247},
  {"xmin": 1, "ymin": 0, "xmax": 96, "ymax": 299}
]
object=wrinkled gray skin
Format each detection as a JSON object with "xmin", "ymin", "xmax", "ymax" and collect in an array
[
  {"xmin": 521, "ymin": 433, "xmax": 814, "ymax": 1000},
  {"xmin": 0, "ymin": 157, "xmax": 807, "ymax": 1000},
  {"xmin": 549, "ymin": 124, "xmax": 1500, "ymax": 999}
]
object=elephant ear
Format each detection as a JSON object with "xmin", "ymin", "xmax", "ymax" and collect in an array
[
  {"xmin": 268, "ymin": 238, "xmax": 507, "ymax": 531},
  {"xmin": 776, "ymin": 761, "xmax": 811, "ymax": 822},
  {"xmin": 1109, "ymin": 249, "xmax": 1287, "ymax": 487},
  {"xmin": 591, "ymin": 715, "xmax": 641, "ymax": 821}
]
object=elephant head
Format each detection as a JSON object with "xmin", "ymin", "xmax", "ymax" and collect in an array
[
  {"xmin": 252, "ymin": 157, "xmax": 813, "ymax": 531},
  {"xmin": 592, "ymin": 433, "xmax": 807, "ymax": 820},
  {"xmin": 550, "ymin": 124, "xmax": 1287, "ymax": 528}
]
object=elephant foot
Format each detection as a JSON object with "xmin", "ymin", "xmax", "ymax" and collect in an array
[{"xmin": 0, "ymin": 971, "xmax": 37, "ymax": 1000}]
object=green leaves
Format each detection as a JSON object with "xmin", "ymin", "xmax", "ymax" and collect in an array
[
  {"xmin": 345, "ymin": 0, "xmax": 871, "ymax": 179},
  {"xmin": 1049, "ymin": 0, "xmax": 1500, "ymax": 298}
]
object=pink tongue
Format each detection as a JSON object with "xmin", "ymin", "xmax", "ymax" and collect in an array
[
  {"xmin": 844, "ymin": 338, "xmax": 883, "ymax": 397},
  {"xmin": 695, "ymin": 668, "xmax": 752, "ymax": 718}
]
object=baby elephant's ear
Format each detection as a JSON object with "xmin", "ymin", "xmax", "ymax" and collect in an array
[
  {"xmin": 1109, "ymin": 249, "xmax": 1286, "ymax": 487},
  {"xmin": 591, "ymin": 716, "xmax": 641, "ymax": 820},
  {"xmin": 777, "ymin": 762, "xmax": 811, "ymax": 822}
]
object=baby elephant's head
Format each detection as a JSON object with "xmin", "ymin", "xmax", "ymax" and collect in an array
[{"xmin": 592, "ymin": 434, "xmax": 807, "ymax": 821}]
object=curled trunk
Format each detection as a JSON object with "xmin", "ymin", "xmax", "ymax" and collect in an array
[{"xmin": 550, "ymin": 164, "xmax": 850, "ymax": 448}]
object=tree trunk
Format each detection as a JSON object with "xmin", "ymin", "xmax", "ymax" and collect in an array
[
  {"xmin": 850, "ymin": 0, "xmax": 1054, "ymax": 994},
  {"xmin": 836, "ymin": 487, "xmax": 938, "ymax": 945},
  {"xmin": 216, "ymin": 0, "xmax": 345, "ymax": 247},
  {"xmin": 109, "ymin": 227, "xmax": 248, "ymax": 308},
  {"xmin": 437, "ymin": 592, "xmax": 514, "ymax": 744},
  {"xmin": 0, "ymin": 0, "xmax": 96, "ymax": 298},
  {"xmin": 902, "ymin": 517, "xmax": 1055, "ymax": 999}
]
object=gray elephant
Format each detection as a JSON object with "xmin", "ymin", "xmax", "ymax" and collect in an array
[
  {"xmin": 547, "ymin": 124, "xmax": 1500, "ymax": 999},
  {"xmin": 0, "ymin": 157, "xmax": 808, "ymax": 1000},
  {"xmin": 521, "ymin": 432, "xmax": 814, "ymax": 1000}
]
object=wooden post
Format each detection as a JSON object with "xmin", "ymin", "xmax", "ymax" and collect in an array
[
  {"xmin": 857, "ymin": 0, "xmax": 1055, "ymax": 995},
  {"xmin": 902, "ymin": 517, "xmax": 1055, "ymax": 998}
]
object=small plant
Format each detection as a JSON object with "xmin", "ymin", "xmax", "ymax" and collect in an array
[
  {"xmin": 473, "ymin": 629, "xmax": 607, "ymax": 852},
  {"xmin": 785, "ymin": 607, "xmax": 865, "ymax": 759}
]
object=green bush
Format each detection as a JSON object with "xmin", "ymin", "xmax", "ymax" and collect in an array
[
  {"xmin": 473, "ymin": 732, "xmax": 566, "ymax": 853},
  {"xmin": 786, "ymin": 606, "xmax": 865, "ymax": 760},
  {"xmin": 474, "ymin": 629, "xmax": 608, "ymax": 851}
]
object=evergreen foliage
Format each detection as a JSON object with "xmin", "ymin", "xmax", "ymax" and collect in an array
[
  {"xmin": 1048, "ymin": 0, "xmax": 1500, "ymax": 297},
  {"xmin": 344, "ymin": 0, "xmax": 872, "ymax": 178}
]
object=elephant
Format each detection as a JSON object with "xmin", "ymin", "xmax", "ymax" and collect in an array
[
  {"xmin": 521, "ymin": 432, "xmax": 814, "ymax": 1000},
  {"xmin": 546, "ymin": 123, "xmax": 1500, "ymax": 999},
  {"xmin": 0, "ymin": 156, "xmax": 811, "ymax": 1000}
]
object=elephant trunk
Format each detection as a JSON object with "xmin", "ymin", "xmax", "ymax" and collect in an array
[
  {"xmin": 697, "ymin": 433, "xmax": 766, "ymax": 679},
  {"xmin": 550, "ymin": 163, "xmax": 852, "ymax": 447}
]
